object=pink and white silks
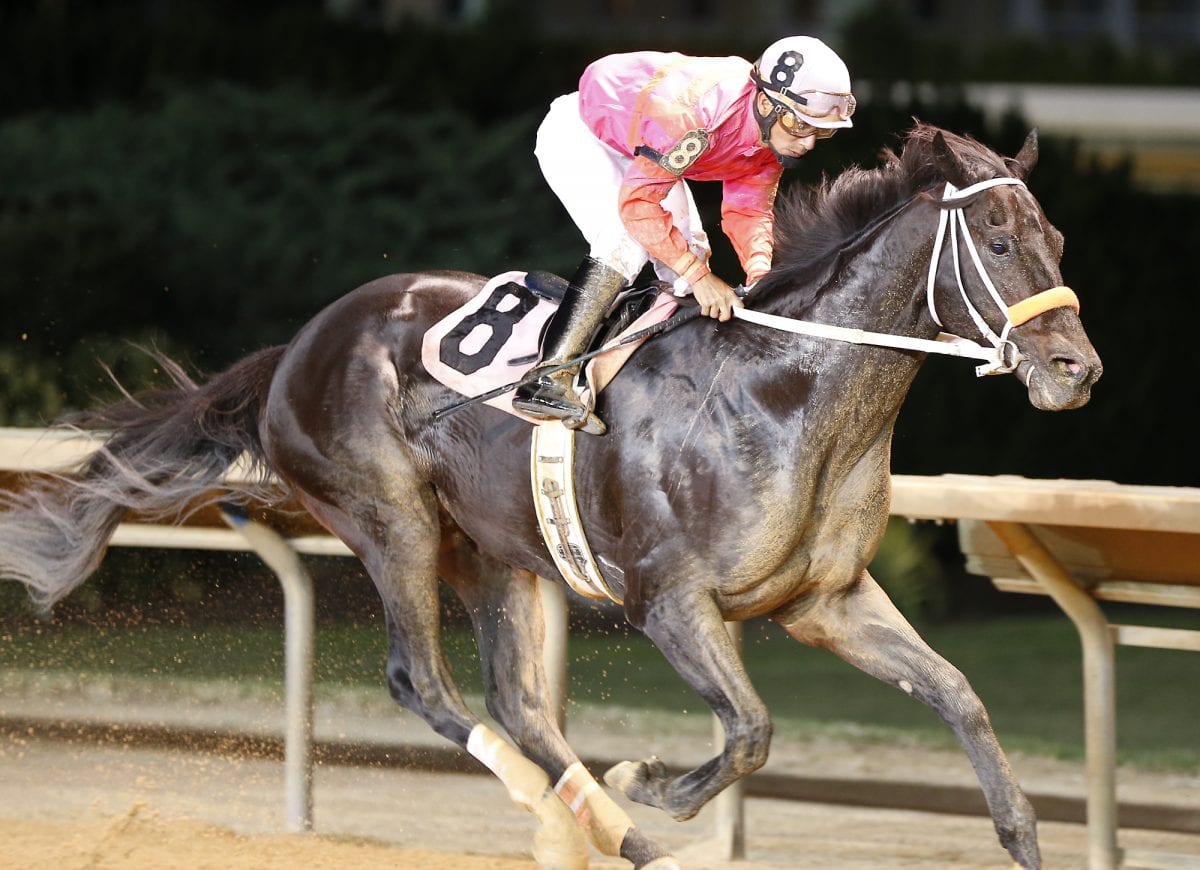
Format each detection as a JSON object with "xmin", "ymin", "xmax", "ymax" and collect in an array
[{"xmin": 535, "ymin": 51, "xmax": 783, "ymax": 291}]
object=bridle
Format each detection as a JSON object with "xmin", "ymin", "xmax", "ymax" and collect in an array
[
  {"xmin": 735, "ymin": 176, "xmax": 1081, "ymax": 376},
  {"xmin": 925, "ymin": 177, "xmax": 1079, "ymax": 374}
]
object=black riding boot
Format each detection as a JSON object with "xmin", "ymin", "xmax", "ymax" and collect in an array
[{"xmin": 512, "ymin": 257, "xmax": 627, "ymax": 434}]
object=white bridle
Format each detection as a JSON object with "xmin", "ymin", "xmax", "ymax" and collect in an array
[{"xmin": 734, "ymin": 177, "xmax": 1080, "ymax": 376}]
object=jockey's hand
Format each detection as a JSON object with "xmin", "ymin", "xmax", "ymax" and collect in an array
[{"xmin": 691, "ymin": 273, "xmax": 744, "ymax": 322}]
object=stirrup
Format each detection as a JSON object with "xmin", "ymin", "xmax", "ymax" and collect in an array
[{"xmin": 513, "ymin": 376, "xmax": 607, "ymax": 436}]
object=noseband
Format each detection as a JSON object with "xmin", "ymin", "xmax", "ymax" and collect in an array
[{"xmin": 925, "ymin": 177, "xmax": 1080, "ymax": 374}]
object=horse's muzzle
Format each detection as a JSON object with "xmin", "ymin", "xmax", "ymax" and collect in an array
[{"xmin": 1019, "ymin": 346, "xmax": 1103, "ymax": 410}]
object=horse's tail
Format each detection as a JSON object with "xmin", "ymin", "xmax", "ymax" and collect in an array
[{"xmin": 0, "ymin": 345, "xmax": 287, "ymax": 614}]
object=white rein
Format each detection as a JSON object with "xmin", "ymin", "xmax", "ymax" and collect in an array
[{"xmin": 734, "ymin": 177, "xmax": 1079, "ymax": 377}]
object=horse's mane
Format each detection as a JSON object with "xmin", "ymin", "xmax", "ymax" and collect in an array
[{"xmin": 752, "ymin": 122, "xmax": 1014, "ymax": 310}]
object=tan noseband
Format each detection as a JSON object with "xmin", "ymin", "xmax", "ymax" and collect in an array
[{"xmin": 1007, "ymin": 286, "xmax": 1080, "ymax": 328}]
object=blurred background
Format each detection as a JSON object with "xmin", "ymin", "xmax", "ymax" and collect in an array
[
  {"xmin": 2, "ymin": 0, "xmax": 1196, "ymax": 484},
  {"xmin": 0, "ymin": 1, "xmax": 1197, "ymax": 762}
]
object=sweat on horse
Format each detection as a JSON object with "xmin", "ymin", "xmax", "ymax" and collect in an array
[{"xmin": 0, "ymin": 123, "xmax": 1101, "ymax": 869}]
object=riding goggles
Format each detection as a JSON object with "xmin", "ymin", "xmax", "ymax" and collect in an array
[{"xmin": 768, "ymin": 91, "xmax": 856, "ymax": 139}]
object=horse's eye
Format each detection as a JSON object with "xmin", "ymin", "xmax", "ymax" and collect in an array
[{"xmin": 989, "ymin": 240, "xmax": 1009, "ymax": 255}]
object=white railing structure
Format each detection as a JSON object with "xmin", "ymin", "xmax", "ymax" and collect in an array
[{"xmin": 3, "ymin": 427, "xmax": 1199, "ymax": 868}]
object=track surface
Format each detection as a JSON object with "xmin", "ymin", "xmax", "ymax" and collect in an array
[
  {"xmin": 1, "ymin": 674, "xmax": 1197, "ymax": 868},
  {"xmin": 3, "ymin": 731, "xmax": 1199, "ymax": 868}
]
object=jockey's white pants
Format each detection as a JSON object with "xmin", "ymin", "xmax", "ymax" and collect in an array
[{"xmin": 535, "ymin": 93, "xmax": 710, "ymax": 287}]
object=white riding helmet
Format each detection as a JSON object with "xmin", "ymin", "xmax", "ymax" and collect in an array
[{"xmin": 754, "ymin": 36, "xmax": 855, "ymax": 133}]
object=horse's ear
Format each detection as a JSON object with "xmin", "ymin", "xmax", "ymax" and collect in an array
[
  {"xmin": 1006, "ymin": 128, "xmax": 1039, "ymax": 180},
  {"xmin": 931, "ymin": 131, "xmax": 968, "ymax": 187}
]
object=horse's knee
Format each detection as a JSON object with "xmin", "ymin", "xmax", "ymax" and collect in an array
[{"xmin": 917, "ymin": 664, "xmax": 988, "ymax": 728}]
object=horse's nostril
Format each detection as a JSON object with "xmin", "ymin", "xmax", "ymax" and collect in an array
[{"xmin": 1052, "ymin": 356, "xmax": 1085, "ymax": 382}]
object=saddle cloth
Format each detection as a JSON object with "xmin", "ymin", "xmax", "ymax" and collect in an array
[
  {"xmin": 421, "ymin": 270, "xmax": 666, "ymax": 602},
  {"xmin": 419, "ymin": 270, "xmax": 678, "ymax": 421}
]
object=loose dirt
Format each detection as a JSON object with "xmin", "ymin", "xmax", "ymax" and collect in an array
[{"xmin": 1, "ymin": 675, "xmax": 1197, "ymax": 868}]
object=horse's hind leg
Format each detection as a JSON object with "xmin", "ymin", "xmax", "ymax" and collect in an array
[
  {"xmin": 774, "ymin": 570, "xmax": 1041, "ymax": 870},
  {"xmin": 441, "ymin": 547, "xmax": 678, "ymax": 870},
  {"xmin": 294, "ymin": 478, "xmax": 582, "ymax": 867}
]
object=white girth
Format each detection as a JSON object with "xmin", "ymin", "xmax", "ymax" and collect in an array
[{"xmin": 531, "ymin": 421, "xmax": 621, "ymax": 603}]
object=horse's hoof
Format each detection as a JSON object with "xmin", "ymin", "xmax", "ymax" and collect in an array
[
  {"xmin": 603, "ymin": 759, "xmax": 639, "ymax": 793},
  {"xmin": 603, "ymin": 757, "xmax": 651, "ymax": 793},
  {"xmin": 603, "ymin": 757, "xmax": 667, "ymax": 806}
]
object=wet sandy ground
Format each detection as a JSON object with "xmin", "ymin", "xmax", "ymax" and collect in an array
[{"xmin": 1, "ymin": 673, "xmax": 1197, "ymax": 868}]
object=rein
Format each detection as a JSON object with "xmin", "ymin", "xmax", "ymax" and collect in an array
[{"xmin": 740, "ymin": 177, "xmax": 1080, "ymax": 376}]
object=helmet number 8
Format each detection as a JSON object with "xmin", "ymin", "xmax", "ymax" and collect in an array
[{"xmin": 769, "ymin": 50, "xmax": 805, "ymax": 92}]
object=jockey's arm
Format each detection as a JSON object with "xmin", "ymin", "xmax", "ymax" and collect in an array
[
  {"xmin": 618, "ymin": 155, "xmax": 743, "ymax": 320},
  {"xmin": 721, "ymin": 168, "xmax": 783, "ymax": 287}
]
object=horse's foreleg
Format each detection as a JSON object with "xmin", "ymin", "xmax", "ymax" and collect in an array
[
  {"xmin": 605, "ymin": 594, "xmax": 771, "ymax": 822},
  {"xmin": 775, "ymin": 570, "xmax": 1041, "ymax": 870},
  {"xmin": 444, "ymin": 558, "xmax": 678, "ymax": 870}
]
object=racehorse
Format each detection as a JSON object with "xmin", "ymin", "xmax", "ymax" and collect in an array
[{"xmin": 0, "ymin": 123, "xmax": 1100, "ymax": 869}]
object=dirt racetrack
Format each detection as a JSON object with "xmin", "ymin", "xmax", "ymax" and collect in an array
[
  {"xmin": 1, "ymin": 675, "xmax": 1198, "ymax": 869},
  {"xmin": 3, "ymin": 733, "xmax": 1200, "ymax": 870}
]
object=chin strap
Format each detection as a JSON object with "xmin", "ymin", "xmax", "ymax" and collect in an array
[
  {"xmin": 925, "ymin": 178, "xmax": 1080, "ymax": 375},
  {"xmin": 751, "ymin": 89, "xmax": 801, "ymax": 169}
]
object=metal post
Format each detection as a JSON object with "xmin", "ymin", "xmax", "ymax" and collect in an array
[
  {"xmin": 987, "ymin": 521, "xmax": 1117, "ymax": 870},
  {"xmin": 713, "ymin": 620, "xmax": 746, "ymax": 860},
  {"xmin": 537, "ymin": 575, "xmax": 569, "ymax": 732},
  {"xmin": 222, "ymin": 508, "xmax": 316, "ymax": 833}
]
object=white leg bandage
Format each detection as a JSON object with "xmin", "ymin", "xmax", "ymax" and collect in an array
[
  {"xmin": 554, "ymin": 761, "xmax": 634, "ymax": 857},
  {"xmin": 468, "ymin": 725, "xmax": 588, "ymax": 869},
  {"xmin": 468, "ymin": 723, "xmax": 548, "ymax": 810}
]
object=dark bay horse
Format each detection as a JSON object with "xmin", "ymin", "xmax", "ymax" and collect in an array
[{"xmin": 0, "ymin": 124, "xmax": 1100, "ymax": 869}]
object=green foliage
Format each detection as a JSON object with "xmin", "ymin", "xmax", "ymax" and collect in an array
[
  {"xmin": 0, "ymin": 84, "xmax": 581, "ymax": 417},
  {"xmin": 869, "ymin": 519, "xmax": 948, "ymax": 620}
]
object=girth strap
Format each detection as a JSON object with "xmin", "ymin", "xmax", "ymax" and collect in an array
[{"xmin": 530, "ymin": 421, "xmax": 621, "ymax": 603}]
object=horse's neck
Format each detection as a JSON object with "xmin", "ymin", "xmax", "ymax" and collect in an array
[
  {"xmin": 764, "ymin": 217, "xmax": 933, "ymax": 378},
  {"xmin": 743, "ymin": 220, "xmax": 934, "ymax": 452}
]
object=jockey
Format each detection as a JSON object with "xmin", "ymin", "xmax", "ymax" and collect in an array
[{"xmin": 512, "ymin": 36, "xmax": 855, "ymax": 434}]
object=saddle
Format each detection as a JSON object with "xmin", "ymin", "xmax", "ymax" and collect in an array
[{"xmin": 420, "ymin": 270, "xmax": 679, "ymax": 422}]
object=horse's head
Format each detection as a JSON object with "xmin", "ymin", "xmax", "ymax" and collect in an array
[{"xmin": 922, "ymin": 126, "xmax": 1102, "ymax": 410}]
